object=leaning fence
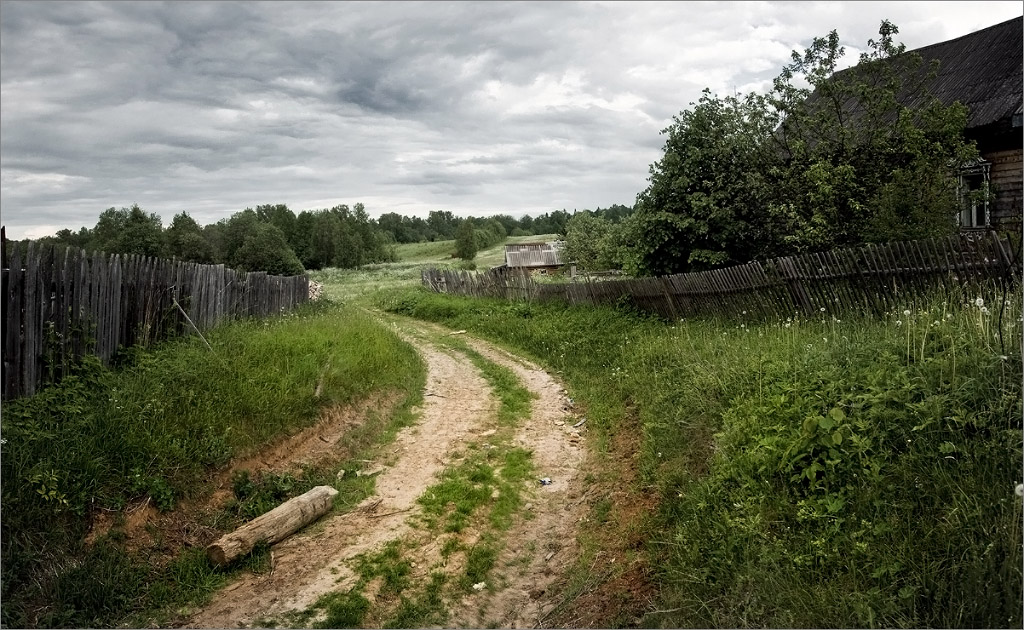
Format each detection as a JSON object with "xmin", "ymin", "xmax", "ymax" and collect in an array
[
  {"xmin": 422, "ymin": 231, "xmax": 1020, "ymax": 320},
  {"xmin": 1, "ymin": 236, "xmax": 309, "ymax": 400}
]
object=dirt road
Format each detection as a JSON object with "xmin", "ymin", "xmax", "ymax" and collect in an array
[{"xmin": 186, "ymin": 317, "xmax": 588, "ymax": 628}]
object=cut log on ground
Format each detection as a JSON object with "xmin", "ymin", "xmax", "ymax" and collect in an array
[{"xmin": 207, "ymin": 485, "xmax": 339, "ymax": 566}]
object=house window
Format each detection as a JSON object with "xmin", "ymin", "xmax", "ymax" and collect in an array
[{"xmin": 957, "ymin": 159, "xmax": 991, "ymax": 228}]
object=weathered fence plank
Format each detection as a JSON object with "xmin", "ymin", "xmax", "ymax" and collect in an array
[
  {"xmin": 1, "ymin": 241, "xmax": 310, "ymax": 401},
  {"xmin": 422, "ymin": 233, "xmax": 1020, "ymax": 325}
]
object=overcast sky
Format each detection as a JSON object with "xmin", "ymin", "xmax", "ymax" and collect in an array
[{"xmin": 1, "ymin": 1, "xmax": 1021, "ymax": 239}]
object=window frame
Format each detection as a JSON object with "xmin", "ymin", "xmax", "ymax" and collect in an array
[{"xmin": 957, "ymin": 158, "xmax": 991, "ymax": 229}]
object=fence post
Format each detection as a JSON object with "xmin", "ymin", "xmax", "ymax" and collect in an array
[{"xmin": 990, "ymin": 230, "xmax": 1017, "ymax": 282}]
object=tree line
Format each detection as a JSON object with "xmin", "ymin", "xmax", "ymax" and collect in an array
[
  {"xmin": 26, "ymin": 204, "xmax": 619, "ymax": 275},
  {"xmin": 563, "ymin": 21, "xmax": 981, "ymax": 276}
]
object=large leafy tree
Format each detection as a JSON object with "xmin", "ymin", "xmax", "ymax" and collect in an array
[
  {"xmin": 631, "ymin": 90, "xmax": 777, "ymax": 275},
  {"xmin": 454, "ymin": 219, "xmax": 478, "ymax": 260},
  {"xmin": 628, "ymin": 20, "xmax": 977, "ymax": 276},
  {"xmin": 166, "ymin": 212, "xmax": 215, "ymax": 263},
  {"xmin": 214, "ymin": 209, "xmax": 260, "ymax": 266},
  {"xmin": 254, "ymin": 204, "xmax": 297, "ymax": 245},
  {"xmin": 768, "ymin": 20, "xmax": 975, "ymax": 248},
  {"xmin": 564, "ymin": 212, "xmax": 620, "ymax": 271}
]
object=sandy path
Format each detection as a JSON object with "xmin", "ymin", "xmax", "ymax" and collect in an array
[
  {"xmin": 186, "ymin": 319, "xmax": 587, "ymax": 628},
  {"xmin": 446, "ymin": 337, "xmax": 589, "ymax": 628}
]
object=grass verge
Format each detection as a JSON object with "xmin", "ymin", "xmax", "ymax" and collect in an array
[
  {"xmin": 1, "ymin": 300, "xmax": 426, "ymax": 628},
  {"xmin": 380, "ymin": 284, "xmax": 1023, "ymax": 628}
]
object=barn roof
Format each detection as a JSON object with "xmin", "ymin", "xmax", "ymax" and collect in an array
[{"xmin": 504, "ymin": 242, "xmax": 565, "ymax": 268}]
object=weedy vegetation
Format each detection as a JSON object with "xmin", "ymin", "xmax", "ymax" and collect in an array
[
  {"xmin": 1, "ymin": 300, "xmax": 426, "ymax": 628},
  {"xmin": 381, "ymin": 283, "xmax": 1023, "ymax": 628}
]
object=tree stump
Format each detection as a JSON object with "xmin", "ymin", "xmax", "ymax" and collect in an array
[{"xmin": 207, "ymin": 485, "xmax": 339, "ymax": 566}]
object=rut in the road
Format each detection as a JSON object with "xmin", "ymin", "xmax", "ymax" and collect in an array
[
  {"xmin": 187, "ymin": 321, "xmax": 587, "ymax": 628},
  {"xmin": 445, "ymin": 336, "xmax": 589, "ymax": 628},
  {"xmin": 188, "ymin": 329, "xmax": 493, "ymax": 627}
]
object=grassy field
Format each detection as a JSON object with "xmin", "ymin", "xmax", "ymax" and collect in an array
[
  {"xmin": 312, "ymin": 233, "xmax": 560, "ymax": 303},
  {"xmin": 393, "ymin": 233, "xmax": 560, "ymax": 267},
  {"xmin": 380, "ymin": 285, "xmax": 1023, "ymax": 628},
  {"xmin": 1, "ymin": 302, "xmax": 426, "ymax": 628}
]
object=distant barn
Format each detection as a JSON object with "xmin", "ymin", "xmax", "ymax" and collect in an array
[{"xmin": 502, "ymin": 242, "xmax": 566, "ymax": 275}]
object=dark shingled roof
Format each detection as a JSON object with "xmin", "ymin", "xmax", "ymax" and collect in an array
[
  {"xmin": 801, "ymin": 16, "xmax": 1022, "ymax": 132},
  {"xmin": 907, "ymin": 15, "xmax": 1022, "ymax": 129}
]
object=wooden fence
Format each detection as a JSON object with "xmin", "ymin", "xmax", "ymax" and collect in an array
[
  {"xmin": 422, "ymin": 231, "xmax": 1020, "ymax": 321},
  {"xmin": 2, "ymin": 237, "xmax": 309, "ymax": 400}
]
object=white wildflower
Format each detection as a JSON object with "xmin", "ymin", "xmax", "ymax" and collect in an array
[
  {"xmin": 820, "ymin": 307, "xmax": 826, "ymax": 312},
  {"xmin": 903, "ymin": 309, "xmax": 911, "ymax": 316},
  {"xmin": 1016, "ymin": 484, "xmax": 1024, "ymax": 497},
  {"xmin": 981, "ymin": 306, "xmax": 989, "ymax": 315},
  {"xmin": 896, "ymin": 320, "xmax": 902, "ymax": 326},
  {"xmin": 975, "ymin": 297, "xmax": 985, "ymax": 308}
]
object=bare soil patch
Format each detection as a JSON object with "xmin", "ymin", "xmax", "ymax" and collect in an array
[
  {"xmin": 444, "ymin": 337, "xmax": 589, "ymax": 628},
  {"xmin": 186, "ymin": 326, "xmax": 499, "ymax": 627},
  {"xmin": 83, "ymin": 393, "xmax": 402, "ymax": 561},
  {"xmin": 540, "ymin": 411, "xmax": 662, "ymax": 628}
]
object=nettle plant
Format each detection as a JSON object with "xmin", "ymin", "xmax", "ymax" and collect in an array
[{"xmin": 664, "ymin": 287, "xmax": 1021, "ymax": 625}]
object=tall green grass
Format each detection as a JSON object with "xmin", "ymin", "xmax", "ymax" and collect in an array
[
  {"xmin": 381, "ymin": 286, "xmax": 1023, "ymax": 628},
  {"xmin": 1, "ymin": 301, "xmax": 425, "ymax": 628}
]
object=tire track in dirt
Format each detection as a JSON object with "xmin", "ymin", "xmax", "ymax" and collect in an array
[
  {"xmin": 187, "ymin": 325, "xmax": 495, "ymax": 628},
  {"xmin": 445, "ymin": 335, "xmax": 589, "ymax": 628},
  {"xmin": 186, "ymin": 319, "xmax": 588, "ymax": 628}
]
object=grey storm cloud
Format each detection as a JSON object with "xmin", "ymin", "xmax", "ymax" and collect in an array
[{"xmin": 1, "ymin": 1, "xmax": 1021, "ymax": 238}]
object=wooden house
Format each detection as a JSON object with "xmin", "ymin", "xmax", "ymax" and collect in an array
[
  {"xmin": 908, "ymin": 16, "xmax": 1022, "ymax": 231},
  {"xmin": 798, "ymin": 16, "xmax": 1022, "ymax": 232}
]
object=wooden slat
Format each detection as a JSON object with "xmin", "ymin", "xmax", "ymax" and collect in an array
[{"xmin": 5, "ymin": 242, "xmax": 24, "ymax": 399}]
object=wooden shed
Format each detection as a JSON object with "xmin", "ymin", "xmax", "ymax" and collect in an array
[{"xmin": 503, "ymin": 242, "xmax": 566, "ymax": 275}]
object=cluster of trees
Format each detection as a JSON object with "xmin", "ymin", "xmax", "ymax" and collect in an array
[
  {"xmin": 566, "ymin": 21, "xmax": 977, "ymax": 276},
  {"xmin": 38, "ymin": 203, "xmax": 593, "ymax": 274},
  {"xmin": 561, "ymin": 205, "xmax": 634, "ymax": 271},
  {"xmin": 375, "ymin": 209, "xmax": 574, "ymax": 244},
  {"xmin": 45, "ymin": 203, "xmax": 396, "ymax": 276}
]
